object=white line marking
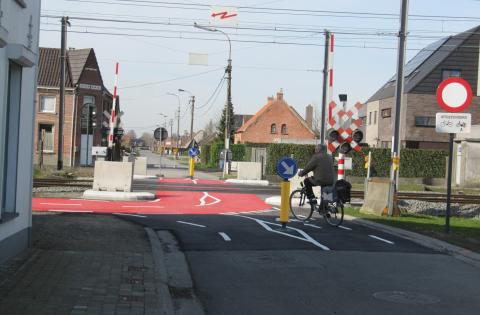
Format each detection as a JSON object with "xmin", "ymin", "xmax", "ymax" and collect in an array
[
  {"xmin": 121, "ymin": 205, "xmax": 165, "ymax": 208},
  {"xmin": 113, "ymin": 213, "xmax": 147, "ymax": 218},
  {"xmin": 234, "ymin": 215, "xmax": 330, "ymax": 250},
  {"xmin": 272, "ymin": 207, "xmax": 280, "ymax": 211},
  {"xmin": 303, "ymin": 223, "xmax": 322, "ymax": 229},
  {"xmin": 192, "ymin": 179, "xmax": 198, "ymax": 185},
  {"xmin": 48, "ymin": 210, "xmax": 93, "ymax": 213},
  {"xmin": 369, "ymin": 235, "xmax": 395, "ymax": 245},
  {"xmin": 176, "ymin": 221, "xmax": 206, "ymax": 228},
  {"xmin": 41, "ymin": 203, "xmax": 81, "ymax": 206},
  {"xmin": 148, "ymin": 198, "xmax": 161, "ymax": 203},
  {"xmin": 338, "ymin": 225, "xmax": 352, "ymax": 231},
  {"xmin": 196, "ymin": 192, "xmax": 221, "ymax": 207},
  {"xmin": 221, "ymin": 212, "xmax": 239, "ymax": 215},
  {"xmin": 218, "ymin": 232, "xmax": 231, "ymax": 241}
]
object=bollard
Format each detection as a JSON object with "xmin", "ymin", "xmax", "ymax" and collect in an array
[
  {"xmin": 279, "ymin": 179, "xmax": 291, "ymax": 228},
  {"xmin": 189, "ymin": 157, "xmax": 195, "ymax": 179}
]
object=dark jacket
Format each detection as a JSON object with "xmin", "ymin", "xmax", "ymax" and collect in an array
[{"xmin": 298, "ymin": 153, "xmax": 335, "ymax": 186}]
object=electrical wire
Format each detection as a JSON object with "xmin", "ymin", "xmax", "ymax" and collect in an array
[{"xmin": 195, "ymin": 74, "xmax": 226, "ymax": 109}]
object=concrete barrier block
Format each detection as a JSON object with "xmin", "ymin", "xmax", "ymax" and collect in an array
[
  {"xmin": 93, "ymin": 161, "xmax": 133, "ymax": 192},
  {"xmin": 134, "ymin": 157, "xmax": 147, "ymax": 176},
  {"xmin": 360, "ymin": 178, "xmax": 390, "ymax": 215},
  {"xmin": 237, "ymin": 162, "xmax": 262, "ymax": 180},
  {"xmin": 230, "ymin": 161, "xmax": 239, "ymax": 172}
]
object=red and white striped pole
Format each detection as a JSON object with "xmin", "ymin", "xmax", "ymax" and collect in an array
[{"xmin": 108, "ymin": 62, "xmax": 119, "ymax": 155}]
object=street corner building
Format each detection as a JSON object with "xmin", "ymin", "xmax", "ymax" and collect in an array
[
  {"xmin": 35, "ymin": 47, "xmax": 121, "ymax": 167},
  {"xmin": 0, "ymin": 1, "xmax": 41, "ymax": 264},
  {"xmin": 364, "ymin": 25, "xmax": 480, "ymax": 150},
  {"xmin": 234, "ymin": 89, "xmax": 318, "ymax": 144}
]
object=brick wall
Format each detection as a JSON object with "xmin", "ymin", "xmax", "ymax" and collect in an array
[{"xmin": 235, "ymin": 92, "xmax": 316, "ymax": 144}]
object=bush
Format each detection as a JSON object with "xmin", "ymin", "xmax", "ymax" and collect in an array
[
  {"xmin": 266, "ymin": 144, "xmax": 315, "ymax": 175},
  {"xmin": 231, "ymin": 144, "xmax": 247, "ymax": 161},
  {"xmin": 209, "ymin": 142, "xmax": 224, "ymax": 167},
  {"xmin": 200, "ymin": 144, "xmax": 211, "ymax": 165}
]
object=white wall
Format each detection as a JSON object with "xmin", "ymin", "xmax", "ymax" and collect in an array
[
  {"xmin": 365, "ymin": 100, "xmax": 380, "ymax": 147},
  {"xmin": 0, "ymin": 0, "xmax": 41, "ymax": 256}
]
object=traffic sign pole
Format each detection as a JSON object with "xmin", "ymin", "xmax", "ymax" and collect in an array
[
  {"xmin": 279, "ymin": 180, "xmax": 290, "ymax": 229},
  {"xmin": 446, "ymin": 133, "xmax": 454, "ymax": 233},
  {"xmin": 189, "ymin": 157, "xmax": 195, "ymax": 179}
]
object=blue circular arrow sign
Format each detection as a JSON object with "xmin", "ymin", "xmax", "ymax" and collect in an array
[
  {"xmin": 276, "ymin": 156, "xmax": 298, "ymax": 180},
  {"xmin": 188, "ymin": 147, "xmax": 200, "ymax": 157}
]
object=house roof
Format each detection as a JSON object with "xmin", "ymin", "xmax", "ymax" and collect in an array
[
  {"xmin": 236, "ymin": 92, "xmax": 316, "ymax": 136},
  {"xmin": 368, "ymin": 25, "xmax": 480, "ymax": 102},
  {"xmin": 67, "ymin": 48, "xmax": 92, "ymax": 84},
  {"xmin": 37, "ymin": 47, "xmax": 74, "ymax": 87}
]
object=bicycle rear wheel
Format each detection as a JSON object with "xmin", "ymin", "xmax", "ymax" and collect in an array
[
  {"xmin": 289, "ymin": 189, "xmax": 314, "ymax": 222},
  {"xmin": 324, "ymin": 201, "xmax": 344, "ymax": 227}
]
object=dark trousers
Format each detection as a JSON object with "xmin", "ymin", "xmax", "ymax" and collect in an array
[{"xmin": 303, "ymin": 177, "xmax": 316, "ymax": 200}]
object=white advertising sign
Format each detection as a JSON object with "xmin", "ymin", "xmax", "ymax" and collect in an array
[
  {"xmin": 435, "ymin": 113, "xmax": 471, "ymax": 134},
  {"xmin": 92, "ymin": 146, "xmax": 107, "ymax": 156}
]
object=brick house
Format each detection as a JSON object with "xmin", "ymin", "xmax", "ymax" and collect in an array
[
  {"xmin": 364, "ymin": 25, "xmax": 480, "ymax": 149},
  {"xmin": 35, "ymin": 47, "xmax": 118, "ymax": 166},
  {"xmin": 234, "ymin": 90, "xmax": 317, "ymax": 144}
]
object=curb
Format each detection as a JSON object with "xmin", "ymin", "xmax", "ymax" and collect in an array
[
  {"xmin": 83, "ymin": 190, "xmax": 156, "ymax": 201},
  {"xmin": 225, "ymin": 179, "xmax": 270, "ymax": 186},
  {"xmin": 145, "ymin": 228, "xmax": 206, "ymax": 315},
  {"xmin": 343, "ymin": 214, "xmax": 480, "ymax": 268}
]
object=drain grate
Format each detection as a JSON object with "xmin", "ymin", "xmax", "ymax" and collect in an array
[{"xmin": 373, "ymin": 291, "xmax": 441, "ymax": 305}]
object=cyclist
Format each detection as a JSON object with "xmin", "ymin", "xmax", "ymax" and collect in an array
[{"xmin": 297, "ymin": 144, "xmax": 335, "ymax": 205}]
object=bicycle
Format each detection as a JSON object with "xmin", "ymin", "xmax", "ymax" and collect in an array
[{"xmin": 289, "ymin": 182, "xmax": 344, "ymax": 227}]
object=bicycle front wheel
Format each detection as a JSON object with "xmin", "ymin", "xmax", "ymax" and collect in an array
[
  {"xmin": 324, "ymin": 201, "xmax": 344, "ymax": 227},
  {"xmin": 289, "ymin": 189, "xmax": 314, "ymax": 222}
]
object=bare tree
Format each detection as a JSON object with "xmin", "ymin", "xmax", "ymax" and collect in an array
[
  {"xmin": 122, "ymin": 130, "xmax": 137, "ymax": 148},
  {"xmin": 140, "ymin": 132, "xmax": 154, "ymax": 148}
]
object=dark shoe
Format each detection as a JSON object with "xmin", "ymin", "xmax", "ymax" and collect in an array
[{"xmin": 308, "ymin": 198, "xmax": 317, "ymax": 206}]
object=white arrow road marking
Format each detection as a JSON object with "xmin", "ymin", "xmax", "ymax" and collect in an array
[
  {"xmin": 113, "ymin": 213, "xmax": 147, "ymax": 218},
  {"xmin": 369, "ymin": 235, "xmax": 394, "ymax": 245},
  {"xmin": 48, "ymin": 210, "xmax": 93, "ymax": 213},
  {"xmin": 218, "ymin": 232, "xmax": 231, "ymax": 241},
  {"xmin": 196, "ymin": 192, "xmax": 221, "ymax": 207},
  {"xmin": 281, "ymin": 161, "xmax": 295, "ymax": 175},
  {"xmin": 148, "ymin": 198, "xmax": 161, "ymax": 203},
  {"xmin": 192, "ymin": 179, "xmax": 198, "ymax": 185},
  {"xmin": 176, "ymin": 221, "xmax": 206, "ymax": 228},
  {"xmin": 233, "ymin": 215, "xmax": 330, "ymax": 250},
  {"xmin": 41, "ymin": 203, "xmax": 81, "ymax": 206},
  {"xmin": 338, "ymin": 225, "xmax": 352, "ymax": 231}
]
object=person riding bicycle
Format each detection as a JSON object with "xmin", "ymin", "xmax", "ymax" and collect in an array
[{"xmin": 297, "ymin": 144, "xmax": 335, "ymax": 205}]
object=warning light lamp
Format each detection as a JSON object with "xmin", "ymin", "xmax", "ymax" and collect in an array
[
  {"xmin": 339, "ymin": 142, "xmax": 351, "ymax": 154},
  {"xmin": 327, "ymin": 129, "xmax": 340, "ymax": 142},
  {"xmin": 352, "ymin": 129, "xmax": 363, "ymax": 143}
]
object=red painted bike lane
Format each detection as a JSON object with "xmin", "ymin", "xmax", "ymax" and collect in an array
[{"xmin": 32, "ymin": 191, "xmax": 271, "ymax": 215}]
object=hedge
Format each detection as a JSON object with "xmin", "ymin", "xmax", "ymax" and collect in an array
[
  {"xmin": 199, "ymin": 144, "xmax": 211, "ymax": 165},
  {"xmin": 266, "ymin": 144, "xmax": 447, "ymax": 178},
  {"xmin": 231, "ymin": 144, "xmax": 248, "ymax": 161}
]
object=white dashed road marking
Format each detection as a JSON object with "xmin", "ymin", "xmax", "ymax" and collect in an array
[
  {"xmin": 218, "ymin": 232, "xmax": 231, "ymax": 241},
  {"xmin": 41, "ymin": 203, "xmax": 81, "ymax": 206},
  {"xmin": 338, "ymin": 225, "xmax": 352, "ymax": 231},
  {"xmin": 303, "ymin": 223, "xmax": 322, "ymax": 229},
  {"xmin": 113, "ymin": 213, "xmax": 147, "ymax": 218},
  {"xmin": 369, "ymin": 235, "xmax": 395, "ymax": 245},
  {"xmin": 48, "ymin": 210, "xmax": 93, "ymax": 213},
  {"xmin": 176, "ymin": 221, "xmax": 206, "ymax": 228}
]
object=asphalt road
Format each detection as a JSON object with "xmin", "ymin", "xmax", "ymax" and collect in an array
[{"xmin": 118, "ymin": 150, "xmax": 480, "ymax": 314}]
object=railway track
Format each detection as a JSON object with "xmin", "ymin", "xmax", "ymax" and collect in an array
[
  {"xmin": 351, "ymin": 190, "xmax": 480, "ymax": 204},
  {"xmin": 33, "ymin": 178, "xmax": 93, "ymax": 188}
]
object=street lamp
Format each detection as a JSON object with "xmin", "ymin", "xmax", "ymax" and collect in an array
[
  {"xmin": 194, "ymin": 22, "xmax": 233, "ymax": 177},
  {"xmin": 178, "ymin": 88, "xmax": 195, "ymax": 144},
  {"xmin": 166, "ymin": 92, "xmax": 181, "ymax": 152}
]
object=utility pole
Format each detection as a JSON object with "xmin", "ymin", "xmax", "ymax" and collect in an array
[
  {"xmin": 176, "ymin": 106, "xmax": 180, "ymax": 150},
  {"xmin": 387, "ymin": 0, "xmax": 409, "ymax": 216},
  {"xmin": 57, "ymin": 16, "xmax": 69, "ymax": 170},
  {"xmin": 190, "ymin": 96, "xmax": 195, "ymax": 143},
  {"xmin": 169, "ymin": 119, "xmax": 173, "ymax": 148},
  {"xmin": 320, "ymin": 30, "xmax": 331, "ymax": 145}
]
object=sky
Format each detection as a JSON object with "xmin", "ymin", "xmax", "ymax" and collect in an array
[{"xmin": 39, "ymin": 0, "xmax": 480, "ymax": 136}]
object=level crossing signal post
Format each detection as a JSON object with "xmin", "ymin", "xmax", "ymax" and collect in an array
[{"xmin": 276, "ymin": 157, "xmax": 298, "ymax": 229}]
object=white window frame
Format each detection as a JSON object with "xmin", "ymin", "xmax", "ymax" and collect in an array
[{"xmin": 40, "ymin": 95, "xmax": 56, "ymax": 113}]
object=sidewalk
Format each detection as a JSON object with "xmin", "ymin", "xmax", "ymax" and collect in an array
[{"xmin": 0, "ymin": 213, "xmax": 168, "ymax": 315}]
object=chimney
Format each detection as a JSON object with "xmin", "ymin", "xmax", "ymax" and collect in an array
[
  {"xmin": 305, "ymin": 104, "xmax": 313, "ymax": 128},
  {"xmin": 267, "ymin": 96, "xmax": 274, "ymax": 102},
  {"xmin": 276, "ymin": 88, "xmax": 284, "ymax": 101}
]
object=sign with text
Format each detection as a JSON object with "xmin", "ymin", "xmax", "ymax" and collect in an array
[
  {"xmin": 92, "ymin": 146, "xmax": 107, "ymax": 156},
  {"xmin": 435, "ymin": 113, "xmax": 471, "ymax": 134}
]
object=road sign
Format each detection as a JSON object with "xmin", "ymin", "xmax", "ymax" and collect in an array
[
  {"xmin": 188, "ymin": 147, "xmax": 200, "ymax": 157},
  {"xmin": 154, "ymin": 127, "xmax": 168, "ymax": 141},
  {"xmin": 435, "ymin": 113, "xmax": 471, "ymax": 134},
  {"xmin": 276, "ymin": 157, "xmax": 298, "ymax": 180},
  {"xmin": 92, "ymin": 146, "xmax": 107, "ymax": 156},
  {"xmin": 436, "ymin": 77, "xmax": 472, "ymax": 113},
  {"xmin": 210, "ymin": 6, "xmax": 238, "ymax": 24}
]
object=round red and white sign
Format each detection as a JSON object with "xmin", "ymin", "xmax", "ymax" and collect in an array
[{"xmin": 436, "ymin": 77, "xmax": 472, "ymax": 112}]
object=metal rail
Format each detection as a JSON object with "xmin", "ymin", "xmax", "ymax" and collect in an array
[
  {"xmin": 351, "ymin": 190, "xmax": 480, "ymax": 204},
  {"xmin": 33, "ymin": 178, "xmax": 93, "ymax": 188}
]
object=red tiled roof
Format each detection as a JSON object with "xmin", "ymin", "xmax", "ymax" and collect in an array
[{"xmin": 37, "ymin": 48, "xmax": 73, "ymax": 87}]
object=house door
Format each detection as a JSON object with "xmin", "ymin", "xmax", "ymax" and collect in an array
[
  {"xmin": 80, "ymin": 98, "xmax": 95, "ymax": 166},
  {"xmin": 80, "ymin": 134, "xmax": 93, "ymax": 165},
  {"xmin": 251, "ymin": 147, "xmax": 267, "ymax": 179}
]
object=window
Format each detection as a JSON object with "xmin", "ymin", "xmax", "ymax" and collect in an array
[
  {"xmin": 40, "ymin": 95, "xmax": 56, "ymax": 113},
  {"xmin": 374, "ymin": 111, "xmax": 377, "ymax": 124},
  {"xmin": 381, "ymin": 141, "xmax": 391, "ymax": 149},
  {"xmin": 381, "ymin": 108, "xmax": 392, "ymax": 118},
  {"xmin": 281, "ymin": 124, "xmax": 287, "ymax": 135},
  {"xmin": 270, "ymin": 123, "xmax": 276, "ymax": 134},
  {"xmin": 1, "ymin": 62, "xmax": 22, "ymax": 218},
  {"xmin": 415, "ymin": 116, "xmax": 435, "ymax": 127},
  {"xmin": 406, "ymin": 141, "xmax": 420, "ymax": 149},
  {"xmin": 442, "ymin": 69, "xmax": 461, "ymax": 80},
  {"xmin": 81, "ymin": 96, "xmax": 96, "ymax": 134},
  {"xmin": 368, "ymin": 112, "xmax": 372, "ymax": 125},
  {"xmin": 38, "ymin": 124, "xmax": 54, "ymax": 152}
]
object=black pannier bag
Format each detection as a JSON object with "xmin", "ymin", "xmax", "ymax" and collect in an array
[{"xmin": 334, "ymin": 179, "xmax": 352, "ymax": 203}]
